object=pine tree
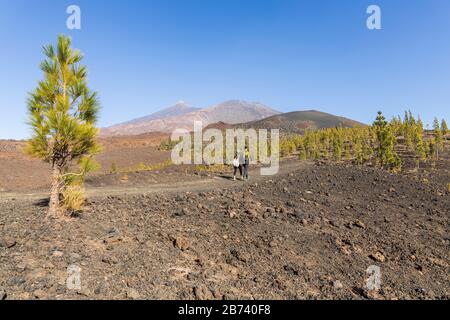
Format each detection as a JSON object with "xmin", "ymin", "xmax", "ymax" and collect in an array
[
  {"xmin": 433, "ymin": 117, "xmax": 443, "ymax": 160},
  {"xmin": 353, "ymin": 134, "xmax": 364, "ymax": 165},
  {"xmin": 332, "ymin": 129, "xmax": 343, "ymax": 161},
  {"xmin": 441, "ymin": 119, "xmax": 448, "ymax": 135},
  {"xmin": 373, "ymin": 111, "xmax": 400, "ymax": 170},
  {"xmin": 25, "ymin": 35, "xmax": 100, "ymax": 217},
  {"xmin": 297, "ymin": 137, "xmax": 307, "ymax": 160},
  {"xmin": 428, "ymin": 139, "xmax": 437, "ymax": 167},
  {"xmin": 413, "ymin": 127, "xmax": 426, "ymax": 168},
  {"xmin": 389, "ymin": 116, "xmax": 402, "ymax": 137},
  {"xmin": 403, "ymin": 111, "xmax": 416, "ymax": 151}
]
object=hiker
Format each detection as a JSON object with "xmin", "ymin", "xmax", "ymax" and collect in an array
[
  {"xmin": 232, "ymin": 153, "xmax": 242, "ymax": 180},
  {"xmin": 242, "ymin": 147, "xmax": 250, "ymax": 180}
]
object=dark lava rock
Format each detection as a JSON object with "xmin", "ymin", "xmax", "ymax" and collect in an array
[{"xmin": 0, "ymin": 237, "xmax": 16, "ymax": 249}]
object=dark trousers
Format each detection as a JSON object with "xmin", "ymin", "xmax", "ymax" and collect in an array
[
  {"xmin": 242, "ymin": 163, "xmax": 249, "ymax": 179},
  {"xmin": 233, "ymin": 165, "xmax": 242, "ymax": 177}
]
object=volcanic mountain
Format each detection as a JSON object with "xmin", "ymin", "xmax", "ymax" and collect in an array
[
  {"xmin": 122, "ymin": 101, "xmax": 200, "ymax": 124},
  {"xmin": 237, "ymin": 110, "xmax": 365, "ymax": 134},
  {"xmin": 101, "ymin": 100, "xmax": 280, "ymax": 136}
]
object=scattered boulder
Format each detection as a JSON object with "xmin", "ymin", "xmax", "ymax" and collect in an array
[
  {"xmin": 354, "ymin": 220, "xmax": 366, "ymax": 229},
  {"xmin": 246, "ymin": 208, "xmax": 258, "ymax": 219},
  {"xmin": 193, "ymin": 285, "xmax": 214, "ymax": 300},
  {"xmin": 0, "ymin": 237, "xmax": 16, "ymax": 249},
  {"xmin": 428, "ymin": 257, "xmax": 448, "ymax": 268},
  {"xmin": 369, "ymin": 251, "xmax": 386, "ymax": 263},
  {"xmin": 228, "ymin": 209, "xmax": 238, "ymax": 219},
  {"xmin": 174, "ymin": 237, "xmax": 190, "ymax": 251},
  {"xmin": 283, "ymin": 264, "xmax": 300, "ymax": 276},
  {"xmin": 126, "ymin": 288, "xmax": 140, "ymax": 300},
  {"xmin": 69, "ymin": 252, "xmax": 82, "ymax": 263},
  {"xmin": 33, "ymin": 289, "xmax": 47, "ymax": 299},
  {"xmin": 266, "ymin": 207, "xmax": 276, "ymax": 214},
  {"xmin": 104, "ymin": 227, "xmax": 122, "ymax": 245},
  {"xmin": 94, "ymin": 281, "xmax": 110, "ymax": 295},
  {"xmin": 333, "ymin": 280, "xmax": 343, "ymax": 289},
  {"xmin": 230, "ymin": 249, "xmax": 249, "ymax": 263},
  {"xmin": 364, "ymin": 289, "xmax": 383, "ymax": 300},
  {"xmin": 293, "ymin": 209, "xmax": 307, "ymax": 219},
  {"xmin": 51, "ymin": 250, "xmax": 64, "ymax": 258},
  {"xmin": 174, "ymin": 207, "xmax": 190, "ymax": 217}
]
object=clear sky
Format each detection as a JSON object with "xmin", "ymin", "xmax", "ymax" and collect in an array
[{"xmin": 0, "ymin": 0, "xmax": 449, "ymax": 139}]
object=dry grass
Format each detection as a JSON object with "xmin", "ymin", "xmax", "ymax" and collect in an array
[
  {"xmin": 63, "ymin": 185, "xmax": 86, "ymax": 212},
  {"xmin": 122, "ymin": 159, "xmax": 172, "ymax": 173},
  {"xmin": 195, "ymin": 164, "xmax": 228, "ymax": 173}
]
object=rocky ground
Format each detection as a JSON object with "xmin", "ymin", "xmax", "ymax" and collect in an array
[{"xmin": 0, "ymin": 161, "xmax": 448, "ymax": 300}]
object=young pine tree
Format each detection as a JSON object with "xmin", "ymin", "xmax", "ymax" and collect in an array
[
  {"xmin": 413, "ymin": 128, "xmax": 427, "ymax": 168},
  {"xmin": 433, "ymin": 117, "xmax": 443, "ymax": 160},
  {"xmin": 427, "ymin": 139, "xmax": 437, "ymax": 167},
  {"xmin": 332, "ymin": 129, "xmax": 343, "ymax": 161},
  {"xmin": 25, "ymin": 35, "xmax": 100, "ymax": 217},
  {"xmin": 441, "ymin": 119, "xmax": 448, "ymax": 136},
  {"xmin": 297, "ymin": 137, "xmax": 307, "ymax": 160},
  {"xmin": 373, "ymin": 111, "xmax": 400, "ymax": 170}
]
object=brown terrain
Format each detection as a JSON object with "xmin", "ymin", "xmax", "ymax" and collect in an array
[
  {"xmin": 0, "ymin": 133, "xmax": 449, "ymax": 300},
  {"xmin": 0, "ymin": 133, "xmax": 170, "ymax": 193}
]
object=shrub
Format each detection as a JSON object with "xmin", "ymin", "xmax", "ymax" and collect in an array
[
  {"xmin": 195, "ymin": 164, "xmax": 227, "ymax": 173},
  {"xmin": 110, "ymin": 161, "xmax": 118, "ymax": 174},
  {"xmin": 63, "ymin": 184, "xmax": 86, "ymax": 213}
]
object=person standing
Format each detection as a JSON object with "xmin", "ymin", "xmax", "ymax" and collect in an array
[
  {"xmin": 242, "ymin": 147, "xmax": 250, "ymax": 180},
  {"xmin": 232, "ymin": 153, "xmax": 242, "ymax": 180}
]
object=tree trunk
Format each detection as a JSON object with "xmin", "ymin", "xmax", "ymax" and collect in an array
[{"xmin": 49, "ymin": 165, "xmax": 61, "ymax": 217}]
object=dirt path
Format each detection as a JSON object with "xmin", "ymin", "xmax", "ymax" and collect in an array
[{"xmin": 0, "ymin": 160, "xmax": 308, "ymax": 202}]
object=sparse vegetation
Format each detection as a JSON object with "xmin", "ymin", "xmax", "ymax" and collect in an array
[
  {"xmin": 159, "ymin": 138, "xmax": 181, "ymax": 151},
  {"xmin": 122, "ymin": 159, "xmax": 172, "ymax": 173},
  {"xmin": 195, "ymin": 164, "xmax": 228, "ymax": 174},
  {"xmin": 110, "ymin": 161, "xmax": 118, "ymax": 174},
  {"xmin": 279, "ymin": 111, "xmax": 447, "ymax": 173},
  {"xmin": 62, "ymin": 184, "xmax": 86, "ymax": 214},
  {"xmin": 441, "ymin": 119, "xmax": 448, "ymax": 135},
  {"xmin": 433, "ymin": 117, "xmax": 444, "ymax": 161}
]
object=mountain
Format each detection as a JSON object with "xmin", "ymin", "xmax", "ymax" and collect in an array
[
  {"xmin": 120, "ymin": 101, "xmax": 200, "ymax": 124},
  {"xmin": 238, "ymin": 110, "xmax": 365, "ymax": 134},
  {"xmin": 102, "ymin": 100, "xmax": 280, "ymax": 136},
  {"xmin": 195, "ymin": 100, "xmax": 279, "ymax": 124}
]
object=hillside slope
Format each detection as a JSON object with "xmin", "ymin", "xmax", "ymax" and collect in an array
[{"xmin": 239, "ymin": 110, "xmax": 365, "ymax": 134}]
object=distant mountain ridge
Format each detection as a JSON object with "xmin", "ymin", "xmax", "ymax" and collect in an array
[
  {"xmin": 237, "ymin": 110, "xmax": 365, "ymax": 134},
  {"xmin": 122, "ymin": 101, "xmax": 200, "ymax": 125},
  {"xmin": 101, "ymin": 100, "xmax": 280, "ymax": 136}
]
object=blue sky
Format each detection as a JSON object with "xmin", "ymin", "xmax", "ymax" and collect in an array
[{"xmin": 0, "ymin": 0, "xmax": 449, "ymax": 139}]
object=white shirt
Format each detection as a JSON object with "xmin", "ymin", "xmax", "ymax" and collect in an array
[{"xmin": 238, "ymin": 152, "xmax": 245, "ymax": 165}]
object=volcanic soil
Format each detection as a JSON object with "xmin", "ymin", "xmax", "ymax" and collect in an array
[{"xmin": 0, "ymin": 160, "xmax": 448, "ymax": 300}]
